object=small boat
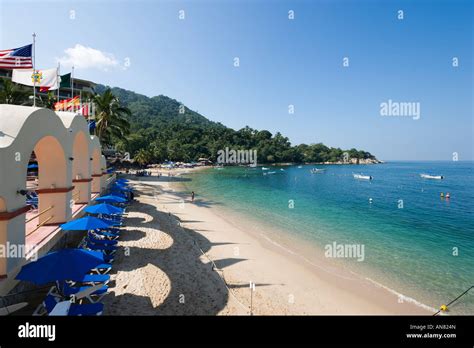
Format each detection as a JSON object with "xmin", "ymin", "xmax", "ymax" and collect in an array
[
  {"xmin": 310, "ymin": 168, "xmax": 325, "ymax": 174},
  {"xmin": 262, "ymin": 167, "xmax": 270, "ymax": 171},
  {"xmin": 263, "ymin": 171, "xmax": 276, "ymax": 175},
  {"xmin": 420, "ymin": 174, "xmax": 443, "ymax": 180},
  {"xmin": 297, "ymin": 165, "xmax": 303, "ymax": 169},
  {"xmin": 248, "ymin": 163, "xmax": 257, "ymax": 168},
  {"xmin": 353, "ymin": 174, "xmax": 372, "ymax": 180},
  {"xmin": 280, "ymin": 168, "xmax": 285, "ymax": 171}
]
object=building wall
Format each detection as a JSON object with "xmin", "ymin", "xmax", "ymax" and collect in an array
[{"xmin": 0, "ymin": 105, "xmax": 103, "ymax": 287}]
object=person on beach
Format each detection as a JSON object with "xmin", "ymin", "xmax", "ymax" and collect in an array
[{"xmin": 191, "ymin": 191, "xmax": 195, "ymax": 202}]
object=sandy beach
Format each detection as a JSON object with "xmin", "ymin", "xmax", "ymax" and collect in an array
[{"xmin": 103, "ymin": 168, "xmax": 433, "ymax": 315}]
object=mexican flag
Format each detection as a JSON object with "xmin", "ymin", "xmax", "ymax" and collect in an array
[
  {"xmin": 59, "ymin": 73, "xmax": 71, "ymax": 88},
  {"xmin": 12, "ymin": 68, "xmax": 58, "ymax": 90}
]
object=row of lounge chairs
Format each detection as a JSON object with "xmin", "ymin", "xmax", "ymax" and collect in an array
[{"xmin": 33, "ymin": 184, "xmax": 131, "ymax": 316}]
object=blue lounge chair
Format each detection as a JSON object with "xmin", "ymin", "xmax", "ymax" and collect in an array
[
  {"xmin": 87, "ymin": 235, "xmax": 118, "ymax": 246},
  {"xmin": 68, "ymin": 273, "xmax": 110, "ymax": 285},
  {"xmin": 43, "ymin": 295, "xmax": 104, "ymax": 316},
  {"xmin": 89, "ymin": 263, "xmax": 112, "ymax": 274},
  {"xmin": 59, "ymin": 282, "xmax": 108, "ymax": 303},
  {"xmin": 93, "ymin": 230, "xmax": 120, "ymax": 240}
]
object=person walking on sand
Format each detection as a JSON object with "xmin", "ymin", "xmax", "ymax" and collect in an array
[{"xmin": 191, "ymin": 191, "xmax": 195, "ymax": 202}]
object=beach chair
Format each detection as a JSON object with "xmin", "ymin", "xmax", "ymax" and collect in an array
[
  {"xmin": 86, "ymin": 239, "xmax": 118, "ymax": 252},
  {"xmin": 68, "ymin": 273, "xmax": 110, "ymax": 286},
  {"xmin": 59, "ymin": 281, "xmax": 108, "ymax": 303},
  {"xmin": 87, "ymin": 234, "xmax": 118, "ymax": 246},
  {"xmin": 37, "ymin": 294, "xmax": 104, "ymax": 316},
  {"xmin": 102, "ymin": 226, "xmax": 121, "ymax": 233},
  {"xmin": 77, "ymin": 237, "xmax": 116, "ymax": 263},
  {"xmin": 84, "ymin": 243, "xmax": 117, "ymax": 260},
  {"xmin": 89, "ymin": 263, "xmax": 112, "ymax": 275},
  {"xmin": 93, "ymin": 230, "xmax": 120, "ymax": 240}
]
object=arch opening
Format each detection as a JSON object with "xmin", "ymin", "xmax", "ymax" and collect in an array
[
  {"xmin": 24, "ymin": 135, "xmax": 69, "ymax": 239},
  {"xmin": 72, "ymin": 131, "xmax": 91, "ymax": 204}
]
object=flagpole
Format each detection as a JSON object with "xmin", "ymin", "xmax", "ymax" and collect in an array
[
  {"xmin": 71, "ymin": 65, "xmax": 74, "ymax": 99},
  {"xmin": 57, "ymin": 61, "xmax": 60, "ymax": 101},
  {"xmin": 32, "ymin": 32, "xmax": 36, "ymax": 107}
]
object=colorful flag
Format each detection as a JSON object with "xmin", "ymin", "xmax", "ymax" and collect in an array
[
  {"xmin": 54, "ymin": 96, "xmax": 80, "ymax": 111},
  {"xmin": 0, "ymin": 44, "xmax": 33, "ymax": 69},
  {"xmin": 12, "ymin": 68, "xmax": 59, "ymax": 89},
  {"xmin": 59, "ymin": 73, "xmax": 71, "ymax": 88}
]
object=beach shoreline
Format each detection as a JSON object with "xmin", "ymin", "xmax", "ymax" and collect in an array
[{"xmin": 107, "ymin": 168, "xmax": 434, "ymax": 315}]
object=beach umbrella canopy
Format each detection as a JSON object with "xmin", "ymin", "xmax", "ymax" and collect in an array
[
  {"xmin": 115, "ymin": 182, "xmax": 129, "ymax": 186},
  {"xmin": 60, "ymin": 216, "xmax": 113, "ymax": 231},
  {"xmin": 16, "ymin": 249, "xmax": 104, "ymax": 285},
  {"xmin": 84, "ymin": 203, "xmax": 124, "ymax": 215},
  {"xmin": 116, "ymin": 179, "xmax": 129, "ymax": 183},
  {"xmin": 94, "ymin": 195, "xmax": 127, "ymax": 203},
  {"xmin": 111, "ymin": 185, "xmax": 133, "ymax": 192}
]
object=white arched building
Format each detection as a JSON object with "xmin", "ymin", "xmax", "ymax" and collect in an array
[{"xmin": 0, "ymin": 105, "xmax": 110, "ymax": 294}]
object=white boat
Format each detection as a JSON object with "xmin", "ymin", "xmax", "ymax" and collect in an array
[
  {"xmin": 420, "ymin": 174, "xmax": 444, "ymax": 180},
  {"xmin": 353, "ymin": 174, "xmax": 372, "ymax": 180},
  {"xmin": 248, "ymin": 163, "xmax": 257, "ymax": 168},
  {"xmin": 297, "ymin": 165, "xmax": 303, "ymax": 169},
  {"xmin": 263, "ymin": 171, "xmax": 276, "ymax": 175},
  {"xmin": 262, "ymin": 167, "xmax": 270, "ymax": 170},
  {"xmin": 280, "ymin": 168, "xmax": 285, "ymax": 171},
  {"xmin": 310, "ymin": 168, "xmax": 325, "ymax": 174}
]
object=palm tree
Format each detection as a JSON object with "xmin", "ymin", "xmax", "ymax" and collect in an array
[
  {"xmin": 39, "ymin": 91, "xmax": 57, "ymax": 110},
  {"xmin": 134, "ymin": 148, "xmax": 152, "ymax": 166},
  {"xmin": 92, "ymin": 88, "xmax": 131, "ymax": 145},
  {"xmin": 0, "ymin": 78, "xmax": 29, "ymax": 105}
]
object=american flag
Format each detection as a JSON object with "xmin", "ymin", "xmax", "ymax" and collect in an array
[{"xmin": 0, "ymin": 44, "xmax": 33, "ymax": 69}]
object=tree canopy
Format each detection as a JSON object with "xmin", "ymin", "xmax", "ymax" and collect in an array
[{"xmin": 96, "ymin": 85, "xmax": 377, "ymax": 165}]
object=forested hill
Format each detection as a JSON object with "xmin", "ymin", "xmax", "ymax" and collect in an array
[
  {"xmin": 95, "ymin": 84, "xmax": 378, "ymax": 164},
  {"xmin": 95, "ymin": 84, "xmax": 224, "ymax": 131}
]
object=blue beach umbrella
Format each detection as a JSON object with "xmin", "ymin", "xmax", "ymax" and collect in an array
[
  {"xmin": 94, "ymin": 195, "xmax": 127, "ymax": 204},
  {"xmin": 112, "ymin": 184, "xmax": 129, "ymax": 189},
  {"xmin": 116, "ymin": 178, "xmax": 129, "ymax": 183},
  {"xmin": 60, "ymin": 216, "xmax": 113, "ymax": 231},
  {"xmin": 84, "ymin": 203, "xmax": 124, "ymax": 215},
  {"xmin": 114, "ymin": 181, "xmax": 129, "ymax": 187},
  {"xmin": 111, "ymin": 185, "xmax": 133, "ymax": 192},
  {"xmin": 16, "ymin": 249, "xmax": 104, "ymax": 285},
  {"xmin": 27, "ymin": 163, "xmax": 39, "ymax": 169}
]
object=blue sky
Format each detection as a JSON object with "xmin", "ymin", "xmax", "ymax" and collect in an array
[{"xmin": 1, "ymin": 0, "xmax": 472, "ymax": 160}]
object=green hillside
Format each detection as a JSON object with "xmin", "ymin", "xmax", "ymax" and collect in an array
[{"xmin": 95, "ymin": 84, "xmax": 378, "ymax": 165}]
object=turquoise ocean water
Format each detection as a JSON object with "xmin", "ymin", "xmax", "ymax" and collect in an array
[{"xmin": 183, "ymin": 161, "xmax": 474, "ymax": 314}]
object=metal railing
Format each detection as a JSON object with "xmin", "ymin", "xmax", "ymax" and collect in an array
[
  {"xmin": 25, "ymin": 205, "xmax": 53, "ymax": 224},
  {"xmin": 26, "ymin": 215, "xmax": 54, "ymax": 236}
]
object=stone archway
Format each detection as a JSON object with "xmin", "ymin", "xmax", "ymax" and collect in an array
[{"xmin": 32, "ymin": 135, "xmax": 70, "ymax": 225}]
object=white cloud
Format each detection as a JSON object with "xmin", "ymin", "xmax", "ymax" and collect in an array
[{"xmin": 57, "ymin": 44, "xmax": 120, "ymax": 71}]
